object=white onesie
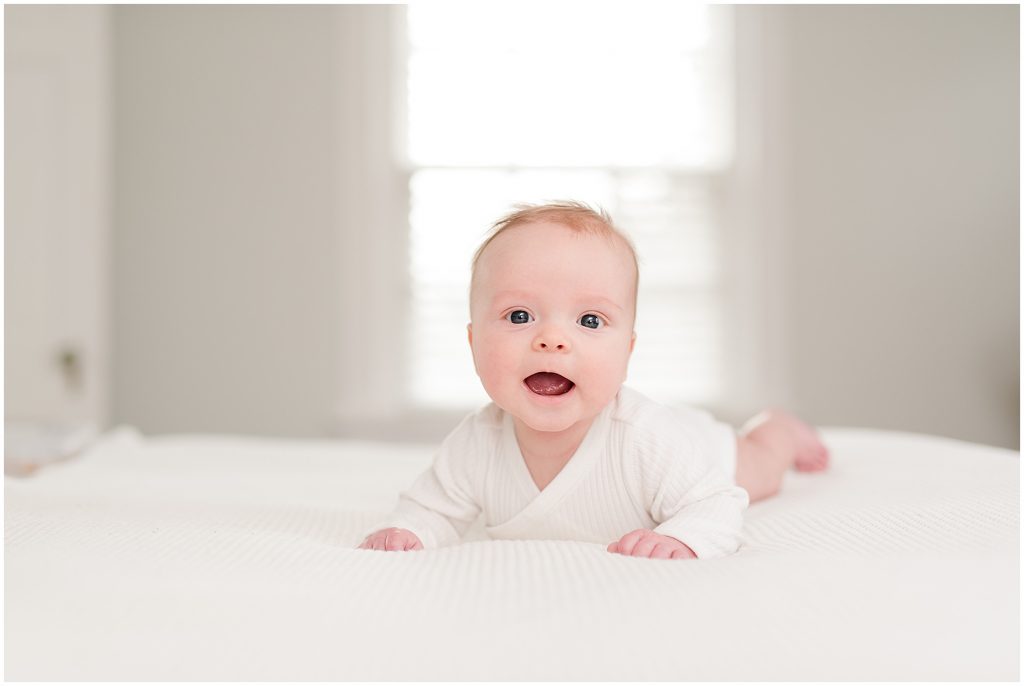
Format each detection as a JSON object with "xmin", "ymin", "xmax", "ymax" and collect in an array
[{"xmin": 376, "ymin": 386, "xmax": 749, "ymax": 559}]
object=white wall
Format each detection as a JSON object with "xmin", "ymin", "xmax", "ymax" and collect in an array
[
  {"xmin": 9, "ymin": 5, "xmax": 1015, "ymax": 447},
  {"xmin": 112, "ymin": 6, "xmax": 344, "ymax": 437},
  {"xmin": 776, "ymin": 5, "xmax": 1019, "ymax": 448},
  {"xmin": 5, "ymin": 5, "xmax": 111, "ymax": 429}
]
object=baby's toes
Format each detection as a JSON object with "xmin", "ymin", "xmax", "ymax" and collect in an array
[{"xmin": 795, "ymin": 443, "xmax": 829, "ymax": 472}]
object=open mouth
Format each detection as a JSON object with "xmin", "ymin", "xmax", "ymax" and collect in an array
[{"xmin": 524, "ymin": 372, "xmax": 575, "ymax": 396}]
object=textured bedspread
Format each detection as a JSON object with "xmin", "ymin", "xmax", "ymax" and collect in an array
[{"xmin": 5, "ymin": 427, "xmax": 1019, "ymax": 680}]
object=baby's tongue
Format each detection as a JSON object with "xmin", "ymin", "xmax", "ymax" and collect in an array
[{"xmin": 525, "ymin": 372, "xmax": 573, "ymax": 396}]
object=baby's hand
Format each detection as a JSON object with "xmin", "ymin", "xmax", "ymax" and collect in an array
[
  {"xmin": 607, "ymin": 529, "xmax": 697, "ymax": 560},
  {"xmin": 358, "ymin": 527, "xmax": 423, "ymax": 552}
]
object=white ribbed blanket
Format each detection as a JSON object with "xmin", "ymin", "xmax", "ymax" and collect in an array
[{"xmin": 5, "ymin": 427, "xmax": 1019, "ymax": 680}]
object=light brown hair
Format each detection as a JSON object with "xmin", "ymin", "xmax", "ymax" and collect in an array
[{"xmin": 469, "ymin": 201, "xmax": 640, "ymax": 315}]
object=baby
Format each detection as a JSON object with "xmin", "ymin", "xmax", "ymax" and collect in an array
[{"xmin": 359, "ymin": 202, "xmax": 828, "ymax": 560}]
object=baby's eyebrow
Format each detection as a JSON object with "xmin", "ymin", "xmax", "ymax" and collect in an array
[{"xmin": 578, "ymin": 295, "xmax": 625, "ymax": 313}]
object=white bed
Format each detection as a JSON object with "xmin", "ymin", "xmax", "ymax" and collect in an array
[{"xmin": 5, "ymin": 426, "xmax": 1019, "ymax": 680}]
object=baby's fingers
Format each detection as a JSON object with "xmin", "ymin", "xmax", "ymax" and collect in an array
[
  {"xmin": 382, "ymin": 528, "xmax": 422, "ymax": 551},
  {"xmin": 358, "ymin": 528, "xmax": 419, "ymax": 552},
  {"xmin": 611, "ymin": 529, "xmax": 652, "ymax": 556},
  {"xmin": 629, "ymin": 536, "xmax": 659, "ymax": 558},
  {"xmin": 357, "ymin": 534, "xmax": 384, "ymax": 550},
  {"xmin": 649, "ymin": 542, "xmax": 675, "ymax": 559},
  {"xmin": 670, "ymin": 544, "xmax": 698, "ymax": 560},
  {"xmin": 384, "ymin": 531, "xmax": 407, "ymax": 551}
]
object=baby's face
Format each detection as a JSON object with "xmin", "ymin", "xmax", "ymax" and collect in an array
[{"xmin": 468, "ymin": 221, "xmax": 637, "ymax": 435}]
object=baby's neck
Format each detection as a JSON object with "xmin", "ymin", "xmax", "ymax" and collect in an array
[{"xmin": 512, "ymin": 415, "xmax": 596, "ymax": 467}]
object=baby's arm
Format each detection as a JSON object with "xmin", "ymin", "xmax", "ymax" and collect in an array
[
  {"xmin": 608, "ymin": 409, "xmax": 748, "ymax": 560},
  {"xmin": 358, "ymin": 465, "xmax": 479, "ymax": 551},
  {"xmin": 608, "ymin": 483, "xmax": 745, "ymax": 561},
  {"xmin": 357, "ymin": 413, "xmax": 483, "ymax": 552},
  {"xmin": 646, "ymin": 477, "xmax": 748, "ymax": 559}
]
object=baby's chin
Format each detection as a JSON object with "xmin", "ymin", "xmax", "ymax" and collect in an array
[
  {"xmin": 517, "ymin": 415, "xmax": 581, "ymax": 434},
  {"xmin": 512, "ymin": 401, "xmax": 602, "ymax": 435}
]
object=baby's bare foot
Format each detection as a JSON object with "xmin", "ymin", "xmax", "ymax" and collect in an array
[
  {"xmin": 781, "ymin": 411, "xmax": 830, "ymax": 472},
  {"xmin": 743, "ymin": 408, "xmax": 830, "ymax": 473}
]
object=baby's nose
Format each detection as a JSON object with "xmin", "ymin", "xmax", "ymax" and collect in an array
[{"xmin": 532, "ymin": 327, "xmax": 571, "ymax": 352}]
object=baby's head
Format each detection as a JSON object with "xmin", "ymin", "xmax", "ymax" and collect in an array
[{"xmin": 467, "ymin": 202, "xmax": 639, "ymax": 434}]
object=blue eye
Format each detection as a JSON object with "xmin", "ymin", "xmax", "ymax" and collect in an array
[
  {"xmin": 579, "ymin": 314, "xmax": 604, "ymax": 329},
  {"xmin": 508, "ymin": 310, "xmax": 532, "ymax": 324}
]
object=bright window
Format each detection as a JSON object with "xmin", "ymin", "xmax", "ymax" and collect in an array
[{"xmin": 404, "ymin": 3, "xmax": 734, "ymax": 410}]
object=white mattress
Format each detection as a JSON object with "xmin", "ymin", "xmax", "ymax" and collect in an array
[{"xmin": 5, "ymin": 427, "xmax": 1019, "ymax": 680}]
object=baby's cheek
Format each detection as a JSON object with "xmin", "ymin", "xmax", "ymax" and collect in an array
[
  {"xmin": 597, "ymin": 341, "xmax": 631, "ymax": 379},
  {"xmin": 475, "ymin": 341, "xmax": 518, "ymax": 387}
]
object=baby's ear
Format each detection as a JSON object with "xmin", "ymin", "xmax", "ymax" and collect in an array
[
  {"xmin": 467, "ymin": 323, "xmax": 473, "ymax": 347},
  {"xmin": 629, "ymin": 332, "xmax": 636, "ymax": 354}
]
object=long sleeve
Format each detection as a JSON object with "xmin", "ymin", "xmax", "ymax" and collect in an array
[
  {"xmin": 373, "ymin": 412, "xmax": 484, "ymax": 549},
  {"xmin": 633, "ymin": 406, "xmax": 749, "ymax": 559}
]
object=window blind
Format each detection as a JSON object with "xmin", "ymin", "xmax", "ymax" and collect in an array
[{"xmin": 404, "ymin": 3, "xmax": 733, "ymax": 410}]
